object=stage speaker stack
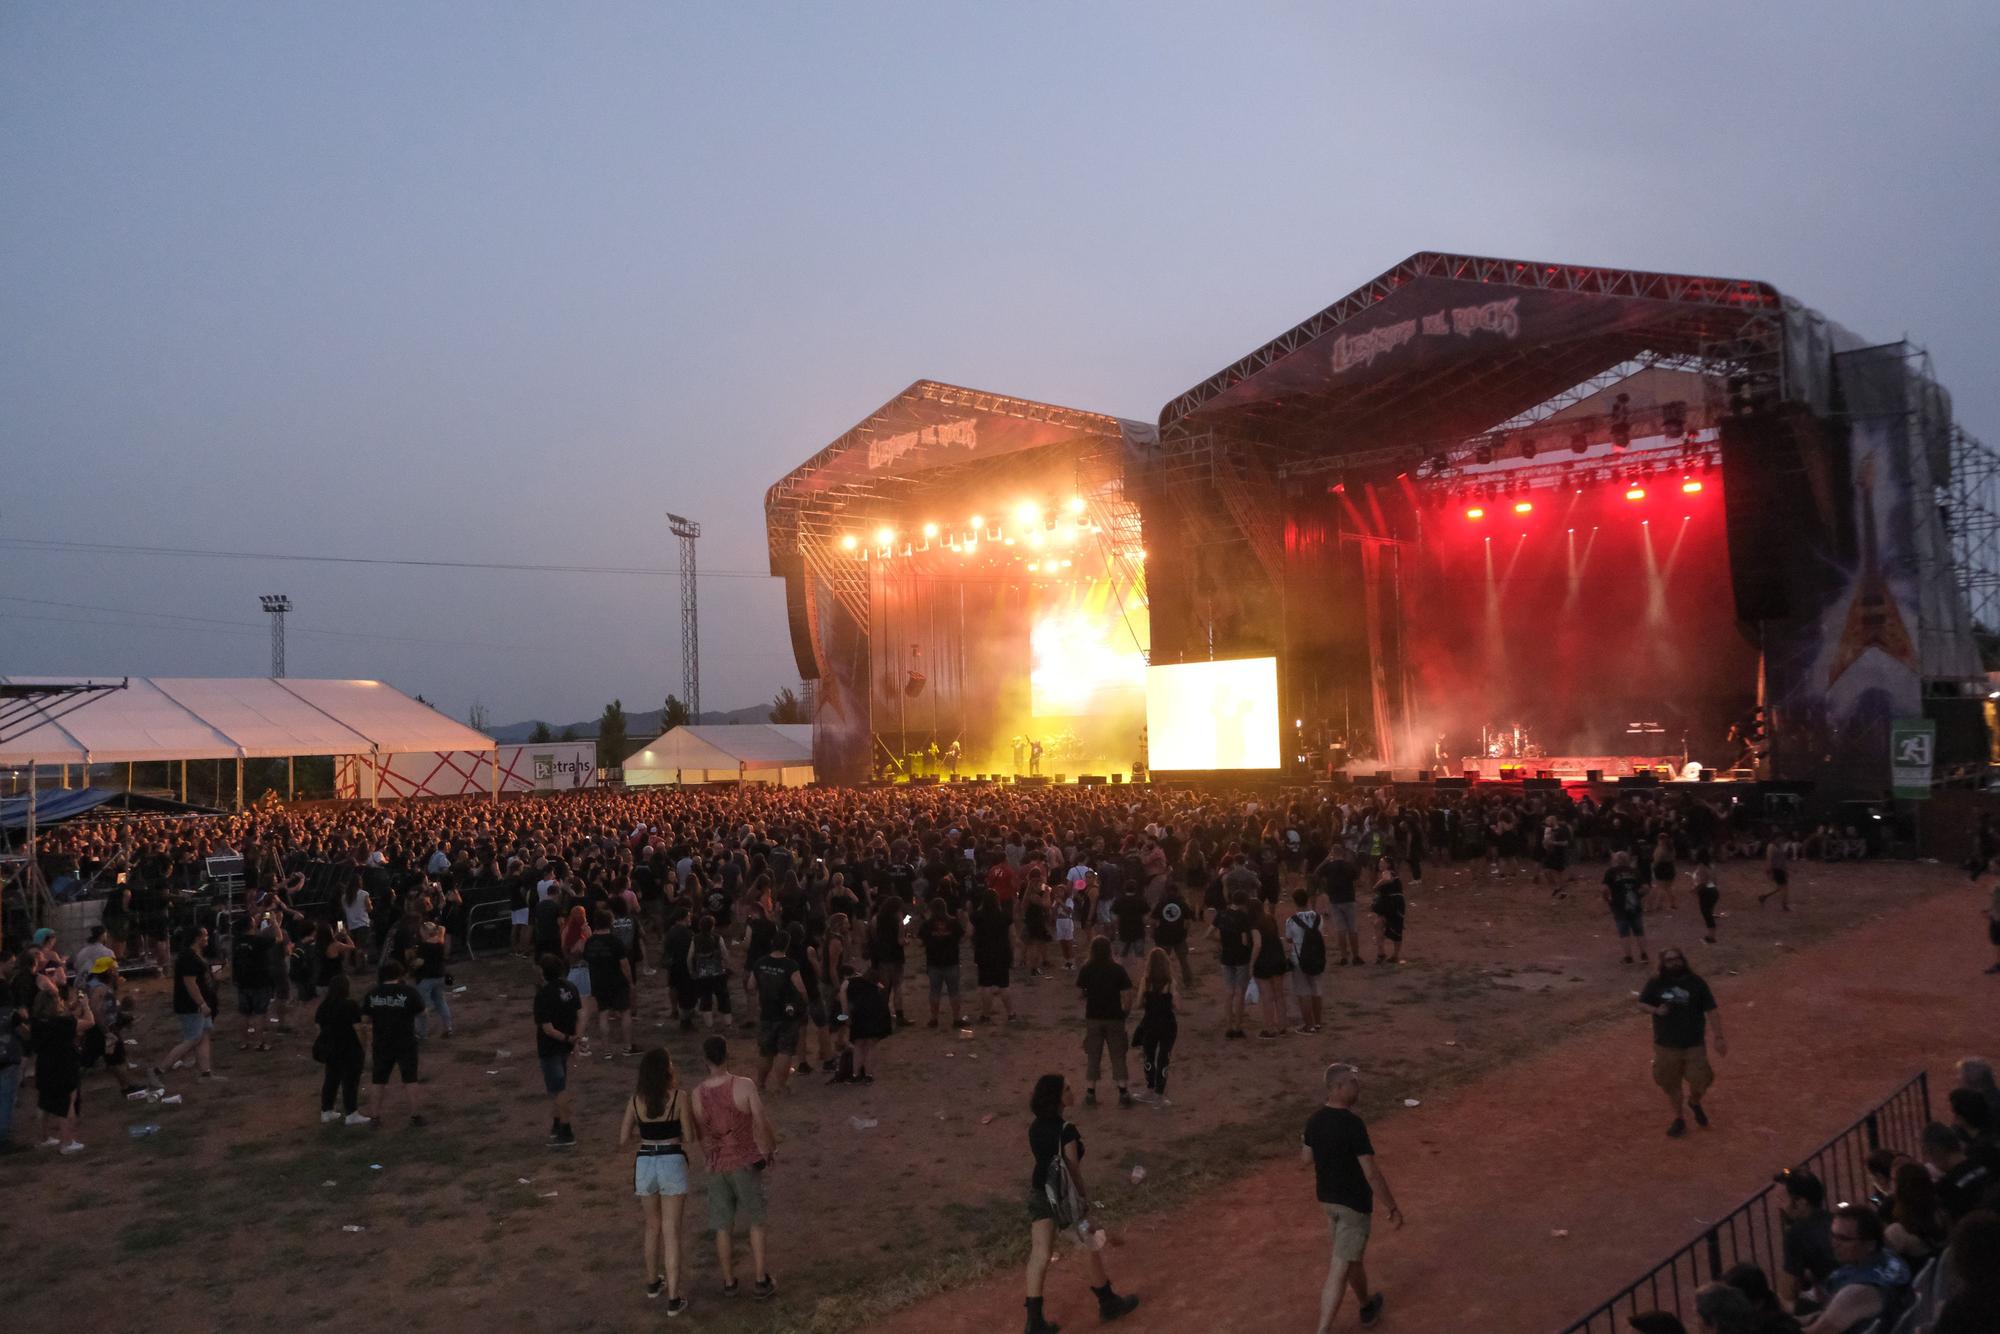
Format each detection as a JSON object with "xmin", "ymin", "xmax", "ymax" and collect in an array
[
  {"xmin": 1111, "ymin": 773, "xmax": 1123, "ymax": 784},
  {"xmin": 1017, "ymin": 775, "xmax": 1052, "ymax": 787},
  {"xmin": 1371, "ymin": 770, "xmax": 1392, "ymax": 784},
  {"xmin": 1698, "ymin": 769, "xmax": 1716, "ymax": 782},
  {"xmin": 1417, "ymin": 770, "xmax": 1433, "ymax": 783},
  {"xmin": 1498, "ymin": 765, "xmax": 1522, "ymax": 781},
  {"xmin": 1077, "ymin": 774, "xmax": 1107, "ymax": 786},
  {"xmin": 1585, "ymin": 769, "xmax": 1604, "ymax": 783}
]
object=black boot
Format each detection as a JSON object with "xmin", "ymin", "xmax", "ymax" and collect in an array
[
  {"xmin": 1024, "ymin": 1295, "xmax": 1061, "ymax": 1333},
  {"xmin": 1093, "ymin": 1282, "xmax": 1139, "ymax": 1321}
]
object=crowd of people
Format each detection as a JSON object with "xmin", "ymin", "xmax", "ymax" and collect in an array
[{"xmin": 2, "ymin": 780, "xmax": 1992, "ymax": 1329}]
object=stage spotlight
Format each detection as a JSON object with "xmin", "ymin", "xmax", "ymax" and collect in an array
[
  {"xmin": 970, "ymin": 513, "xmax": 985, "ymax": 528},
  {"xmin": 840, "ymin": 534, "xmax": 858, "ymax": 552},
  {"xmin": 1513, "ymin": 500, "xmax": 1533, "ymax": 515},
  {"xmin": 922, "ymin": 522, "xmax": 939, "ymax": 539},
  {"xmin": 1027, "ymin": 529, "xmax": 1046, "ymax": 549},
  {"xmin": 1570, "ymin": 430, "xmax": 1588, "ymax": 454},
  {"xmin": 1474, "ymin": 441, "xmax": 1493, "ymax": 465},
  {"xmin": 1520, "ymin": 437, "xmax": 1538, "ymax": 460},
  {"xmin": 1059, "ymin": 558, "xmax": 1072, "ymax": 568},
  {"xmin": 876, "ymin": 527, "xmax": 896, "ymax": 545},
  {"xmin": 1624, "ymin": 487, "xmax": 1646, "ymax": 502},
  {"xmin": 1066, "ymin": 496, "xmax": 1086, "ymax": 515},
  {"xmin": 1027, "ymin": 562, "xmax": 1041, "ymax": 572},
  {"xmin": 1015, "ymin": 501, "xmax": 1041, "ymax": 525},
  {"xmin": 1466, "ymin": 506, "xmax": 1486, "ymax": 520},
  {"xmin": 1681, "ymin": 479, "xmax": 1703, "ymax": 494}
]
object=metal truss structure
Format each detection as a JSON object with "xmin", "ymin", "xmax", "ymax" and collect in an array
[
  {"xmin": 260, "ymin": 594, "xmax": 291, "ymax": 678},
  {"xmin": 667, "ymin": 514, "xmax": 701, "ymax": 719},
  {"xmin": 1947, "ymin": 424, "xmax": 2000, "ymax": 633}
]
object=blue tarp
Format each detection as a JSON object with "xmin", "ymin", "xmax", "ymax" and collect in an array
[{"xmin": 0, "ymin": 787, "xmax": 213, "ymax": 830}]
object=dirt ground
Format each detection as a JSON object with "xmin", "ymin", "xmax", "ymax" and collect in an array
[{"xmin": 5, "ymin": 858, "xmax": 1991, "ymax": 1334}]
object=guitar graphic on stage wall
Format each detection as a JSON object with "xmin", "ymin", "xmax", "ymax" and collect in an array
[{"xmin": 1829, "ymin": 457, "xmax": 1916, "ymax": 685}]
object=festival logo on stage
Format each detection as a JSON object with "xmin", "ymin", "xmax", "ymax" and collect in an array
[{"xmin": 1329, "ymin": 297, "xmax": 1521, "ymax": 375}]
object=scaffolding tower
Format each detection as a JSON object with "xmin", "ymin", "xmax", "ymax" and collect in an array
[
  {"xmin": 1948, "ymin": 425, "xmax": 2000, "ymax": 634},
  {"xmin": 260, "ymin": 595, "xmax": 291, "ymax": 678},
  {"xmin": 666, "ymin": 513, "xmax": 701, "ymax": 719}
]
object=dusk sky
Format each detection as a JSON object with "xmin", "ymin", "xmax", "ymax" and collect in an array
[{"xmin": 5, "ymin": 3, "xmax": 1996, "ymax": 727}]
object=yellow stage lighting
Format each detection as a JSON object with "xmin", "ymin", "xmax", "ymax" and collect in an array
[
  {"xmin": 969, "ymin": 514, "xmax": 985, "ymax": 529},
  {"xmin": 876, "ymin": 527, "xmax": 895, "ymax": 546},
  {"xmin": 1066, "ymin": 496, "xmax": 1086, "ymax": 515},
  {"xmin": 1015, "ymin": 501, "xmax": 1041, "ymax": 525},
  {"xmin": 839, "ymin": 534, "xmax": 858, "ymax": 551},
  {"xmin": 922, "ymin": 522, "xmax": 939, "ymax": 539},
  {"xmin": 1027, "ymin": 529, "xmax": 1046, "ymax": 549}
]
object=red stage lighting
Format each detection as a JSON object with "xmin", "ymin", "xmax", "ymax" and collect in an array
[
  {"xmin": 1624, "ymin": 487, "xmax": 1647, "ymax": 502},
  {"xmin": 1512, "ymin": 500, "xmax": 1533, "ymax": 515},
  {"xmin": 1681, "ymin": 479, "xmax": 1703, "ymax": 494},
  {"xmin": 1465, "ymin": 506, "xmax": 1485, "ymax": 520}
]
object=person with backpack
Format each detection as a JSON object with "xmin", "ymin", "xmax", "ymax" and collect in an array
[
  {"xmin": 686, "ymin": 915, "xmax": 731, "ymax": 1032},
  {"xmin": 1286, "ymin": 888, "xmax": 1328, "ymax": 1034},
  {"xmin": 1023, "ymin": 1072, "xmax": 1141, "ymax": 1334}
]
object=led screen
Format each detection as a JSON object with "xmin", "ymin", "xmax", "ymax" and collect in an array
[{"xmin": 1145, "ymin": 657, "xmax": 1280, "ymax": 770}]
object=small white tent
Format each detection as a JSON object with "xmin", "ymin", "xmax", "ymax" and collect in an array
[{"xmin": 622, "ymin": 724, "xmax": 814, "ymax": 787}]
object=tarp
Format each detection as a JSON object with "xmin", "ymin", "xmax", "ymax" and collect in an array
[
  {"xmin": 0, "ymin": 787, "xmax": 216, "ymax": 830},
  {"xmin": 623, "ymin": 725, "xmax": 813, "ymax": 786},
  {"xmin": 0, "ymin": 677, "xmax": 493, "ymax": 766}
]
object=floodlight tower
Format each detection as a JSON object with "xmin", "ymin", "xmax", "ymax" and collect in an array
[
  {"xmin": 260, "ymin": 595, "xmax": 292, "ymax": 677},
  {"xmin": 666, "ymin": 513, "xmax": 701, "ymax": 719}
]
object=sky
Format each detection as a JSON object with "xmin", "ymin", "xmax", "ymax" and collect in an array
[{"xmin": 4, "ymin": 2, "xmax": 1997, "ymax": 728}]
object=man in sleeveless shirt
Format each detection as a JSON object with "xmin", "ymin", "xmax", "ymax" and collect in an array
[{"xmin": 689, "ymin": 1036, "xmax": 781, "ymax": 1301}]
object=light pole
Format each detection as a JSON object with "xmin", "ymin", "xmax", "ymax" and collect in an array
[
  {"xmin": 666, "ymin": 514, "xmax": 701, "ymax": 719},
  {"xmin": 260, "ymin": 595, "xmax": 291, "ymax": 677}
]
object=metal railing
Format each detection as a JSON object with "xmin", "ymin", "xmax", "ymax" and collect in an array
[{"xmin": 1559, "ymin": 1071, "xmax": 1932, "ymax": 1333}]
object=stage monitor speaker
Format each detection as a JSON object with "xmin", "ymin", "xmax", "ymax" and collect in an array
[
  {"xmin": 1535, "ymin": 769, "xmax": 1555, "ymax": 780},
  {"xmin": 1585, "ymin": 769, "xmax": 1604, "ymax": 783},
  {"xmin": 1016, "ymin": 775, "xmax": 1052, "ymax": 787},
  {"xmin": 1618, "ymin": 774, "xmax": 1660, "ymax": 787},
  {"xmin": 1498, "ymin": 765, "xmax": 1522, "ymax": 781},
  {"xmin": 1417, "ymin": 769, "xmax": 1433, "ymax": 783},
  {"xmin": 1111, "ymin": 773, "xmax": 1123, "ymax": 784},
  {"xmin": 1371, "ymin": 770, "xmax": 1392, "ymax": 784},
  {"xmin": 1698, "ymin": 769, "xmax": 1716, "ymax": 782},
  {"xmin": 1432, "ymin": 777, "xmax": 1469, "ymax": 790},
  {"xmin": 1077, "ymin": 774, "xmax": 1107, "ymax": 786},
  {"xmin": 1522, "ymin": 778, "xmax": 1560, "ymax": 791}
]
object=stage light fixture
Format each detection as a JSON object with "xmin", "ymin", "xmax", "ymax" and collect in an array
[
  {"xmin": 840, "ymin": 534, "xmax": 858, "ymax": 551},
  {"xmin": 1015, "ymin": 501, "xmax": 1041, "ymax": 525},
  {"xmin": 1681, "ymin": 479, "xmax": 1703, "ymax": 494},
  {"xmin": 1625, "ymin": 487, "xmax": 1646, "ymax": 502},
  {"xmin": 1060, "ymin": 558, "xmax": 1072, "ymax": 568},
  {"xmin": 1066, "ymin": 496, "xmax": 1086, "ymax": 515},
  {"xmin": 1570, "ymin": 430, "xmax": 1589, "ymax": 454},
  {"xmin": 1027, "ymin": 529, "xmax": 1046, "ymax": 549},
  {"xmin": 1520, "ymin": 437, "xmax": 1538, "ymax": 460},
  {"xmin": 1465, "ymin": 506, "xmax": 1486, "ymax": 520},
  {"xmin": 876, "ymin": 527, "xmax": 896, "ymax": 545},
  {"xmin": 922, "ymin": 522, "xmax": 939, "ymax": 539},
  {"xmin": 1513, "ymin": 500, "xmax": 1533, "ymax": 515},
  {"xmin": 970, "ymin": 513, "xmax": 985, "ymax": 528},
  {"xmin": 1027, "ymin": 562, "xmax": 1041, "ymax": 572}
]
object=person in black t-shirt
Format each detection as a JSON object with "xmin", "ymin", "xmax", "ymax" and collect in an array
[
  {"xmin": 1150, "ymin": 885, "xmax": 1193, "ymax": 986},
  {"xmin": 535, "ymin": 953, "xmax": 583, "ymax": 1147},
  {"xmin": 1301, "ymin": 1062, "xmax": 1400, "ymax": 1333},
  {"xmin": 1075, "ymin": 937, "xmax": 1133, "ymax": 1109},
  {"xmin": 970, "ymin": 889, "xmax": 1018, "ymax": 1026},
  {"xmin": 1602, "ymin": 850, "xmax": 1652, "ymax": 965},
  {"xmin": 1023, "ymin": 1073, "xmax": 1140, "ymax": 1333},
  {"xmin": 1314, "ymin": 848, "xmax": 1362, "ymax": 967},
  {"xmin": 583, "ymin": 909, "xmax": 634, "ymax": 1055},
  {"xmin": 315, "ymin": 973, "xmax": 367, "ymax": 1123},
  {"xmin": 162, "ymin": 926, "xmax": 217, "ymax": 1078},
  {"xmin": 1208, "ymin": 891, "xmax": 1254, "ymax": 1040},
  {"xmin": 751, "ymin": 926, "xmax": 808, "ymax": 1095},
  {"xmin": 920, "ymin": 897, "xmax": 969, "ymax": 1030},
  {"xmin": 358, "ymin": 960, "xmax": 426, "ymax": 1127},
  {"xmin": 1637, "ymin": 949, "xmax": 1725, "ymax": 1138}
]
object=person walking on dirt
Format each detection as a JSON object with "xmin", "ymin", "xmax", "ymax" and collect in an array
[
  {"xmin": 1302, "ymin": 1062, "xmax": 1400, "ymax": 1332},
  {"xmin": 1638, "ymin": 947, "xmax": 1726, "ymax": 1138},
  {"xmin": 1690, "ymin": 849, "xmax": 1722, "ymax": 945},
  {"xmin": 618, "ymin": 1047, "xmax": 691, "ymax": 1313},
  {"xmin": 534, "ymin": 953, "xmax": 583, "ymax": 1148},
  {"xmin": 1758, "ymin": 836, "xmax": 1792, "ymax": 911},
  {"xmin": 1603, "ymin": 851, "xmax": 1651, "ymax": 965},
  {"xmin": 686, "ymin": 1036, "xmax": 780, "ymax": 1301},
  {"xmin": 1023, "ymin": 1072, "xmax": 1141, "ymax": 1333}
]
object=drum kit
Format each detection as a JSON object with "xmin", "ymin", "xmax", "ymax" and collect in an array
[{"xmin": 1480, "ymin": 721, "xmax": 1545, "ymax": 760}]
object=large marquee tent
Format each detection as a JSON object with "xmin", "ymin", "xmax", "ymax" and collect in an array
[{"xmin": 622, "ymin": 724, "xmax": 814, "ymax": 787}]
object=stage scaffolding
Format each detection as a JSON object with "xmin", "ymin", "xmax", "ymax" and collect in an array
[{"xmin": 1947, "ymin": 424, "xmax": 2000, "ymax": 634}]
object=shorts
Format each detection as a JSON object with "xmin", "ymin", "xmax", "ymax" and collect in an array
[
  {"xmin": 1327, "ymin": 903, "xmax": 1357, "ymax": 933},
  {"xmin": 1378, "ymin": 917, "xmax": 1405, "ymax": 944},
  {"xmin": 927, "ymin": 965, "xmax": 961, "ymax": 1001},
  {"xmin": 371, "ymin": 1045, "xmax": 419, "ymax": 1085},
  {"xmin": 758, "ymin": 1017, "xmax": 801, "ymax": 1057},
  {"xmin": 1054, "ymin": 918, "xmax": 1077, "ymax": 943},
  {"xmin": 38, "ymin": 1075, "xmax": 80, "ymax": 1118},
  {"xmin": 510, "ymin": 908, "xmax": 529, "ymax": 927},
  {"xmin": 176, "ymin": 1013, "xmax": 215, "ymax": 1044},
  {"xmin": 1220, "ymin": 963, "xmax": 1250, "ymax": 992},
  {"xmin": 1291, "ymin": 970, "xmax": 1320, "ymax": 997},
  {"xmin": 1027, "ymin": 1184, "xmax": 1056, "ymax": 1223},
  {"xmin": 596, "ymin": 982, "xmax": 632, "ymax": 1014},
  {"xmin": 1543, "ymin": 849, "xmax": 1570, "ymax": 872},
  {"xmin": 1652, "ymin": 1043, "xmax": 1714, "ymax": 1096},
  {"xmin": 635, "ymin": 1153, "xmax": 690, "ymax": 1197},
  {"xmin": 1323, "ymin": 1203, "xmax": 1373, "ymax": 1262},
  {"xmin": 807, "ymin": 1001, "xmax": 830, "ymax": 1028},
  {"xmin": 976, "ymin": 960, "xmax": 1011, "ymax": 990},
  {"xmin": 706, "ymin": 1165, "xmax": 768, "ymax": 1231},
  {"xmin": 566, "ymin": 965, "xmax": 593, "ymax": 999},
  {"xmin": 237, "ymin": 987, "xmax": 272, "ymax": 1017},
  {"xmin": 539, "ymin": 1049, "xmax": 571, "ymax": 1094},
  {"xmin": 1612, "ymin": 913, "xmax": 1644, "ymax": 939}
]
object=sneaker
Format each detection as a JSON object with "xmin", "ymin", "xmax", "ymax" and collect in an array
[
  {"xmin": 127, "ymin": 1088, "xmax": 153, "ymax": 1101},
  {"xmin": 40, "ymin": 1137, "xmax": 61, "ymax": 1149},
  {"xmin": 320, "ymin": 1110, "xmax": 342, "ymax": 1124},
  {"xmin": 752, "ymin": 1276, "xmax": 776, "ymax": 1301},
  {"xmin": 155, "ymin": 1093, "xmax": 184, "ymax": 1106},
  {"xmin": 1117, "ymin": 1089, "xmax": 1134, "ymax": 1109},
  {"xmin": 552, "ymin": 1128, "xmax": 577, "ymax": 1149},
  {"xmin": 665, "ymin": 1297, "xmax": 688, "ymax": 1317},
  {"xmin": 1689, "ymin": 1102, "xmax": 1709, "ymax": 1128},
  {"xmin": 646, "ymin": 1279, "xmax": 665, "ymax": 1300},
  {"xmin": 820, "ymin": 1059, "xmax": 839, "ymax": 1072},
  {"xmin": 721, "ymin": 1279, "xmax": 740, "ymax": 1298},
  {"xmin": 344, "ymin": 1112, "xmax": 374, "ymax": 1127},
  {"xmin": 1666, "ymin": 1117, "xmax": 1687, "ymax": 1138},
  {"xmin": 1084, "ymin": 1088, "xmax": 1098, "ymax": 1107},
  {"xmin": 60, "ymin": 1140, "xmax": 86, "ymax": 1155},
  {"xmin": 855, "ymin": 1073, "xmax": 874, "ymax": 1085},
  {"xmin": 1359, "ymin": 1293, "xmax": 1385, "ymax": 1327}
]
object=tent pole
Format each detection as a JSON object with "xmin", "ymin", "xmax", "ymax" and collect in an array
[
  {"xmin": 370, "ymin": 745, "xmax": 380, "ymax": 808},
  {"xmin": 490, "ymin": 746, "xmax": 500, "ymax": 807},
  {"xmin": 126, "ymin": 761, "xmax": 133, "ymax": 795},
  {"xmin": 235, "ymin": 756, "xmax": 244, "ymax": 810},
  {"xmin": 180, "ymin": 758, "xmax": 187, "ymax": 803},
  {"xmin": 287, "ymin": 755, "xmax": 295, "ymax": 802}
]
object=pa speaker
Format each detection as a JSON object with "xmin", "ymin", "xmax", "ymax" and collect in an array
[
  {"xmin": 1718, "ymin": 412, "xmax": 1802, "ymax": 621},
  {"xmin": 1077, "ymin": 774, "xmax": 1107, "ymax": 786},
  {"xmin": 1585, "ymin": 768, "xmax": 1604, "ymax": 783}
]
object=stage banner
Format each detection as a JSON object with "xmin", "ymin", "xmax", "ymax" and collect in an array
[{"xmin": 1890, "ymin": 719, "xmax": 1935, "ymax": 799}]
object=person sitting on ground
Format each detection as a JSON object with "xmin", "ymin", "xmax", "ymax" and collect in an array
[{"xmin": 1798, "ymin": 1205, "xmax": 1910, "ymax": 1334}]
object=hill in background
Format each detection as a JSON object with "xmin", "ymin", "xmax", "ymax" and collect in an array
[{"xmin": 486, "ymin": 701, "xmax": 773, "ymax": 744}]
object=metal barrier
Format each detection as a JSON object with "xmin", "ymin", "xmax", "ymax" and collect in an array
[{"xmin": 1559, "ymin": 1071, "xmax": 1932, "ymax": 1333}]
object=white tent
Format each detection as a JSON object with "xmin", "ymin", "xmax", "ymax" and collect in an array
[
  {"xmin": 622, "ymin": 724, "xmax": 814, "ymax": 787},
  {"xmin": 0, "ymin": 677, "xmax": 495, "ymax": 805}
]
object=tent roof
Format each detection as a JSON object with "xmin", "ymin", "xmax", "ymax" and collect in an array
[
  {"xmin": 0, "ymin": 677, "xmax": 493, "ymax": 766},
  {"xmin": 623, "ymin": 724, "xmax": 814, "ymax": 773}
]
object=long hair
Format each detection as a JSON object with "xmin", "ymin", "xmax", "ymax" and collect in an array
[
  {"xmin": 1143, "ymin": 947, "xmax": 1172, "ymax": 996},
  {"xmin": 635, "ymin": 1047, "xmax": 676, "ymax": 1119},
  {"xmin": 1087, "ymin": 935, "xmax": 1111, "ymax": 966},
  {"xmin": 323, "ymin": 972, "xmax": 351, "ymax": 1004},
  {"xmin": 1029, "ymin": 1072, "xmax": 1066, "ymax": 1120},
  {"xmin": 1892, "ymin": 1163, "xmax": 1948, "ymax": 1245}
]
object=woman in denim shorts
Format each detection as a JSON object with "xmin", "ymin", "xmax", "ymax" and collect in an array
[{"xmin": 620, "ymin": 1047, "xmax": 692, "ymax": 1315}]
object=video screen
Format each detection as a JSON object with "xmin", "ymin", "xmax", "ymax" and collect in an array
[{"xmin": 1145, "ymin": 657, "xmax": 1280, "ymax": 770}]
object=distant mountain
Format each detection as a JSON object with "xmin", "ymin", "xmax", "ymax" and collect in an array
[{"xmin": 487, "ymin": 702, "xmax": 775, "ymax": 744}]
